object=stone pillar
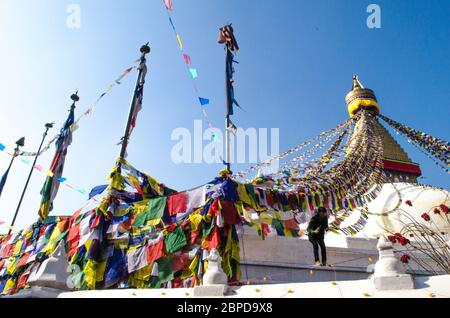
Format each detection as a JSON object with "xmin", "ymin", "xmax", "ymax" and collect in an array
[
  {"xmin": 193, "ymin": 249, "xmax": 229, "ymax": 297},
  {"xmin": 373, "ymin": 236, "xmax": 414, "ymax": 290},
  {"xmin": 27, "ymin": 240, "xmax": 74, "ymax": 297}
]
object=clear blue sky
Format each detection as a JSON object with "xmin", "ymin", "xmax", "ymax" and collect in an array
[{"xmin": 0, "ymin": 0, "xmax": 449, "ymax": 232}]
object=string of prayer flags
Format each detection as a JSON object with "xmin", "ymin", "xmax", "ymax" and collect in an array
[
  {"xmin": 0, "ymin": 147, "xmax": 88, "ymax": 202},
  {"xmin": 162, "ymin": 0, "xmax": 216, "ymax": 136},
  {"xmin": 233, "ymin": 118, "xmax": 353, "ymax": 178},
  {"xmin": 379, "ymin": 113, "xmax": 450, "ymax": 169},
  {"xmin": 17, "ymin": 62, "xmax": 138, "ymax": 158}
]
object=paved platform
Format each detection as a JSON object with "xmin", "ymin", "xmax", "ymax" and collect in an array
[{"xmin": 52, "ymin": 274, "xmax": 450, "ymax": 298}]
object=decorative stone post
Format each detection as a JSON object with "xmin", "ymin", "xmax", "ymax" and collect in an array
[
  {"xmin": 27, "ymin": 240, "xmax": 74, "ymax": 297},
  {"xmin": 373, "ymin": 236, "xmax": 414, "ymax": 290},
  {"xmin": 193, "ymin": 248, "xmax": 229, "ymax": 297}
]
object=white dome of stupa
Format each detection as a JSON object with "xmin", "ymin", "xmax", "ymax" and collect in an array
[{"xmin": 360, "ymin": 183, "xmax": 450, "ymax": 238}]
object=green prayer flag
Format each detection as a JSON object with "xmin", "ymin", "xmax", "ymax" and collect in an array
[
  {"xmin": 150, "ymin": 256, "xmax": 174, "ymax": 288},
  {"xmin": 164, "ymin": 226, "xmax": 187, "ymax": 254},
  {"xmin": 133, "ymin": 197, "xmax": 167, "ymax": 227},
  {"xmin": 202, "ymin": 219, "xmax": 215, "ymax": 238}
]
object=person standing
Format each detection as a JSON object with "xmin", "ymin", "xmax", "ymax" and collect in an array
[{"xmin": 307, "ymin": 207, "xmax": 329, "ymax": 266}]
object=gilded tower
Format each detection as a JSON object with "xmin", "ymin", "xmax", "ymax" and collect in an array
[{"xmin": 345, "ymin": 75, "xmax": 421, "ymax": 183}]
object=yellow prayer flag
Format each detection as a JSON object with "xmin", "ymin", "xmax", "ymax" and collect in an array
[
  {"xmin": 84, "ymin": 259, "xmax": 98, "ymax": 289},
  {"xmin": 189, "ymin": 214, "xmax": 203, "ymax": 231},
  {"xmin": 2, "ymin": 278, "xmax": 16, "ymax": 295},
  {"xmin": 176, "ymin": 34, "xmax": 183, "ymax": 49},
  {"xmin": 146, "ymin": 218, "xmax": 161, "ymax": 227}
]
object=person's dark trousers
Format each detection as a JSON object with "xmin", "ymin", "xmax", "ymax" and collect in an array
[{"xmin": 309, "ymin": 236, "xmax": 327, "ymax": 264}]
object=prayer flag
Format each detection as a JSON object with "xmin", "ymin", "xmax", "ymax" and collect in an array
[
  {"xmin": 164, "ymin": 225, "xmax": 187, "ymax": 253},
  {"xmin": 183, "ymin": 53, "xmax": 191, "ymax": 65},
  {"xmin": 164, "ymin": 0, "xmax": 173, "ymax": 10},
  {"xmin": 38, "ymin": 103, "xmax": 75, "ymax": 220},
  {"xmin": 167, "ymin": 192, "xmax": 187, "ymax": 216},
  {"xmin": 127, "ymin": 245, "xmax": 148, "ymax": 273},
  {"xmin": 186, "ymin": 186, "xmax": 205, "ymax": 212},
  {"xmin": 88, "ymin": 184, "xmax": 107, "ymax": 199},
  {"xmin": 133, "ymin": 196, "xmax": 167, "ymax": 227},
  {"xmin": 198, "ymin": 97, "xmax": 209, "ymax": 106},
  {"xmin": 126, "ymin": 58, "xmax": 148, "ymax": 139},
  {"xmin": 146, "ymin": 238, "xmax": 165, "ymax": 262},
  {"xmin": 189, "ymin": 68, "xmax": 198, "ymax": 79},
  {"xmin": 176, "ymin": 34, "xmax": 183, "ymax": 50},
  {"xmin": 168, "ymin": 17, "xmax": 175, "ymax": 30},
  {"xmin": 0, "ymin": 144, "xmax": 5, "ymax": 151}
]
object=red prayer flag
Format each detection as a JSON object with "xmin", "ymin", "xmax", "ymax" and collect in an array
[
  {"xmin": 190, "ymin": 230, "xmax": 200, "ymax": 245},
  {"xmin": 90, "ymin": 213, "xmax": 102, "ymax": 229},
  {"xmin": 261, "ymin": 224, "xmax": 271, "ymax": 236},
  {"xmin": 16, "ymin": 252, "xmax": 31, "ymax": 268},
  {"xmin": 172, "ymin": 254, "xmax": 190, "ymax": 272},
  {"xmin": 172, "ymin": 277, "xmax": 183, "ymax": 288},
  {"xmin": 183, "ymin": 53, "xmax": 191, "ymax": 65},
  {"xmin": 16, "ymin": 272, "xmax": 30, "ymax": 290},
  {"xmin": 220, "ymin": 200, "xmax": 242, "ymax": 225},
  {"xmin": 164, "ymin": 0, "xmax": 173, "ymax": 10},
  {"xmin": 202, "ymin": 226, "xmax": 221, "ymax": 252},
  {"xmin": 167, "ymin": 192, "xmax": 187, "ymax": 216},
  {"xmin": 284, "ymin": 218, "xmax": 299, "ymax": 230},
  {"xmin": 146, "ymin": 239, "xmax": 165, "ymax": 262},
  {"xmin": 265, "ymin": 191, "xmax": 274, "ymax": 208}
]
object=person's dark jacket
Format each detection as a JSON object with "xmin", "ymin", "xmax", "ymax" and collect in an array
[{"xmin": 307, "ymin": 214, "xmax": 329, "ymax": 239}]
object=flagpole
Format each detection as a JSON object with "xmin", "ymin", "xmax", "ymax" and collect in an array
[
  {"xmin": 0, "ymin": 137, "xmax": 25, "ymax": 199},
  {"xmin": 225, "ymin": 44, "xmax": 232, "ymax": 172},
  {"xmin": 218, "ymin": 24, "xmax": 239, "ymax": 172},
  {"xmin": 8, "ymin": 123, "xmax": 54, "ymax": 234},
  {"xmin": 119, "ymin": 43, "xmax": 151, "ymax": 160}
]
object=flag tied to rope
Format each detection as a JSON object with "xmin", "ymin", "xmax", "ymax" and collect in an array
[{"xmin": 38, "ymin": 105, "xmax": 75, "ymax": 220}]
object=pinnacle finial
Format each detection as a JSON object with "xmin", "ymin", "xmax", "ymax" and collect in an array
[
  {"xmin": 71, "ymin": 91, "xmax": 80, "ymax": 103},
  {"xmin": 140, "ymin": 42, "xmax": 151, "ymax": 55},
  {"xmin": 15, "ymin": 137, "xmax": 25, "ymax": 148},
  {"xmin": 345, "ymin": 75, "xmax": 379, "ymax": 117},
  {"xmin": 352, "ymin": 75, "xmax": 364, "ymax": 90}
]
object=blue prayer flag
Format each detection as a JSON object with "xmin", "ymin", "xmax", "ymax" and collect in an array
[{"xmin": 199, "ymin": 97, "xmax": 209, "ymax": 106}]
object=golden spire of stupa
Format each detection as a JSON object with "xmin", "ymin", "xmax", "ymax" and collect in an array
[
  {"xmin": 345, "ymin": 75, "xmax": 421, "ymax": 182},
  {"xmin": 345, "ymin": 75, "xmax": 380, "ymax": 117}
]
